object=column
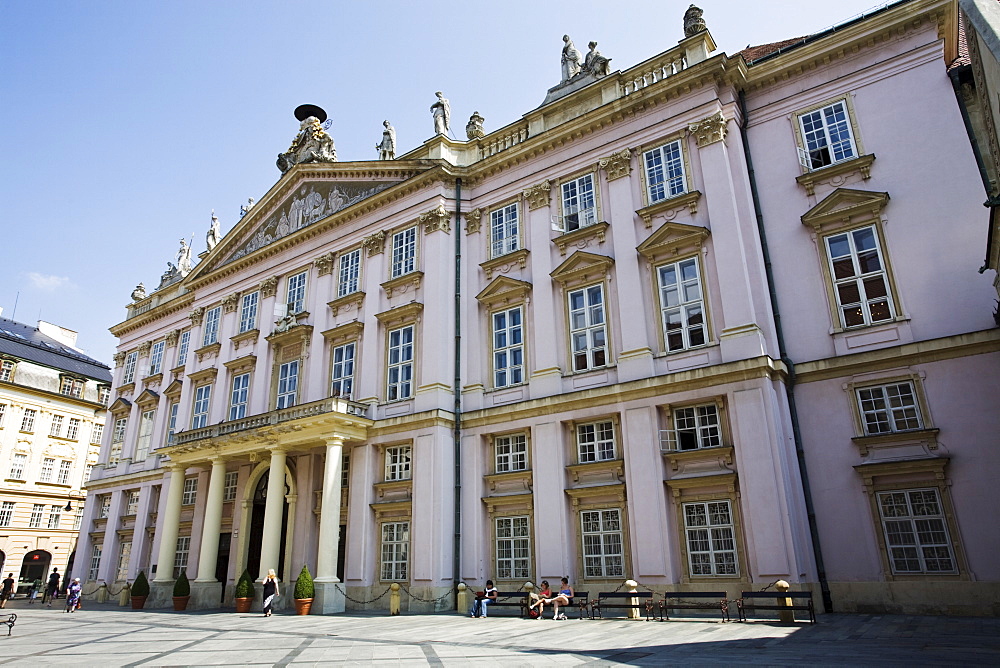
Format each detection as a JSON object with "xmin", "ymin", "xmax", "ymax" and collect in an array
[
  {"xmin": 195, "ymin": 458, "xmax": 227, "ymax": 582},
  {"xmin": 315, "ymin": 438, "xmax": 344, "ymax": 581},
  {"xmin": 153, "ymin": 465, "xmax": 186, "ymax": 582},
  {"xmin": 259, "ymin": 447, "xmax": 287, "ymax": 578}
]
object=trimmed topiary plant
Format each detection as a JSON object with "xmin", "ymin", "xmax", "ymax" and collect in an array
[
  {"xmin": 131, "ymin": 571, "xmax": 150, "ymax": 597},
  {"xmin": 173, "ymin": 571, "xmax": 190, "ymax": 597},
  {"xmin": 234, "ymin": 569, "xmax": 254, "ymax": 599},
  {"xmin": 294, "ymin": 564, "xmax": 314, "ymax": 600}
]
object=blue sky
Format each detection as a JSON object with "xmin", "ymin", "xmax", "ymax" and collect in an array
[{"xmin": 0, "ymin": 0, "xmax": 892, "ymax": 365}]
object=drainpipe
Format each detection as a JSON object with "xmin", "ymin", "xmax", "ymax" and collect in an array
[
  {"xmin": 737, "ymin": 90, "xmax": 833, "ymax": 612},
  {"xmin": 452, "ymin": 178, "xmax": 463, "ymax": 598}
]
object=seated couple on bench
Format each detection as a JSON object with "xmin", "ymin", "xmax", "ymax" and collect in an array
[{"xmin": 528, "ymin": 577, "xmax": 574, "ymax": 620}]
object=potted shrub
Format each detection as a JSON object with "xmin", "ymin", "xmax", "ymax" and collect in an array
[
  {"xmin": 293, "ymin": 564, "xmax": 314, "ymax": 615},
  {"xmin": 234, "ymin": 569, "xmax": 254, "ymax": 613},
  {"xmin": 172, "ymin": 571, "xmax": 190, "ymax": 611},
  {"xmin": 131, "ymin": 571, "xmax": 150, "ymax": 609}
]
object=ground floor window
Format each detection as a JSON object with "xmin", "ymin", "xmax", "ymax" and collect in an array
[
  {"xmin": 116, "ymin": 541, "xmax": 132, "ymax": 582},
  {"xmin": 88, "ymin": 545, "xmax": 102, "ymax": 581},
  {"xmin": 877, "ymin": 489, "xmax": 956, "ymax": 574},
  {"xmin": 380, "ymin": 521, "xmax": 409, "ymax": 581},
  {"xmin": 581, "ymin": 509, "xmax": 624, "ymax": 578},
  {"xmin": 495, "ymin": 516, "xmax": 530, "ymax": 580},
  {"xmin": 683, "ymin": 500, "xmax": 738, "ymax": 576},
  {"xmin": 174, "ymin": 536, "xmax": 190, "ymax": 578}
]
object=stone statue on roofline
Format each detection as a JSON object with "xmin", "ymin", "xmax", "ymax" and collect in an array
[
  {"xmin": 466, "ymin": 111, "xmax": 485, "ymax": 140},
  {"xmin": 206, "ymin": 210, "xmax": 221, "ymax": 251},
  {"xmin": 684, "ymin": 4, "xmax": 707, "ymax": 37},
  {"xmin": 176, "ymin": 237, "xmax": 193, "ymax": 275},
  {"xmin": 277, "ymin": 105, "xmax": 337, "ymax": 174},
  {"xmin": 561, "ymin": 35, "xmax": 583, "ymax": 81},
  {"xmin": 131, "ymin": 283, "xmax": 147, "ymax": 302},
  {"xmin": 376, "ymin": 120, "xmax": 396, "ymax": 160},
  {"xmin": 431, "ymin": 92, "xmax": 451, "ymax": 136},
  {"xmin": 582, "ymin": 41, "xmax": 611, "ymax": 78},
  {"xmin": 240, "ymin": 197, "xmax": 255, "ymax": 218}
]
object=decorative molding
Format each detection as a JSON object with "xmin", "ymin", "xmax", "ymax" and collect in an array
[
  {"xmin": 362, "ymin": 230, "xmax": 387, "ymax": 256},
  {"xmin": 265, "ymin": 323, "xmax": 314, "ymax": 348},
  {"xmin": 314, "ymin": 252, "xmax": 336, "ymax": 276},
  {"xmin": 321, "ymin": 321, "xmax": 364, "ymax": 345},
  {"xmin": 796, "ymin": 154, "xmax": 876, "ymax": 196},
  {"xmin": 381, "ymin": 271, "xmax": 423, "ymax": 299},
  {"xmin": 564, "ymin": 482, "xmax": 626, "ymax": 506},
  {"xmin": 222, "ymin": 292, "xmax": 241, "ymax": 314},
  {"xmin": 135, "ymin": 388, "xmax": 160, "ymax": 408},
  {"xmin": 223, "ymin": 355, "xmax": 257, "ymax": 374},
  {"xmin": 327, "ymin": 291, "xmax": 366, "ymax": 317},
  {"xmin": 480, "ymin": 248, "xmax": 530, "ymax": 280},
  {"xmin": 374, "ymin": 302, "xmax": 424, "ymax": 327},
  {"xmin": 112, "ymin": 352, "xmax": 126, "ymax": 367},
  {"xmin": 419, "ymin": 203, "xmax": 450, "ymax": 234},
  {"xmin": 164, "ymin": 330, "xmax": 180, "ymax": 348},
  {"xmin": 465, "ymin": 208, "xmax": 483, "ymax": 235},
  {"xmin": 550, "ymin": 250, "xmax": 615, "ymax": 288},
  {"xmin": 189, "ymin": 307, "xmax": 205, "ymax": 326},
  {"xmin": 141, "ymin": 373, "xmax": 164, "ymax": 389},
  {"xmin": 635, "ymin": 190, "xmax": 702, "ymax": 228},
  {"xmin": 137, "ymin": 341, "xmax": 152, "ymax": 357},
  {"xmin": 553, "ymin": 221, "xmax": 610, "ymax": 256},
  {"xmin": 194, "ymin": 342, "xmax": 222, "ymax": 362},
  {"xmin": 230, "ymin": 328, "xmax": 260, "ymax": 350},
  {"xmin": 523, "ymin": 180, "xmax": 551, "ymax": 210},
  {"xmin": 688, "ymin": 111, "xmax": 728, "ymax": 147},
  {"xmin": 599, "ymin": 148, "xmax": 632, "ymax": 180},
  {"xmin": 636, "ymin": 220, "xmax": 710, "ymax": 262},
  {"xmin": 800, "ymin": 187, "xmax": 890, "ymax": 232},
  {"xmin": 475, "ymin": 276, "xmax": 532, "ymax": 309},
  {"xmin": 187, "ymin": 367, "xmax": 219, "ymax": 384},
  {"xmin": 259, "ymin": 276, "xmax": 279, "ymax": 298}
]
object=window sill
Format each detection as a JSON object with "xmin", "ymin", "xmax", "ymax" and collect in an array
[
  {"xmin": 194, "ymin": 342, "xmax": 222, "ymax": 362},
  {"xmin": 566, "ymin": 459, "xmax": 624, "ymax": 484},
  {"xmin": 480, "ymin": 248, "xmax": 530, "ymax": 280},
  {"xmin": 4, "ymin": 478, "xmax": 26, "ymax": 483},
  {"xmin": 553, "ymin": 221, "xmax": 609, "ymax": 256},
  {"xmin": 230, "ymin": 328, "xmax": 260, "ymax": 349},
  {"xmin": 484, "ymin": 469, "xmax": 532, "ymax": 494},
  {"xmin": 662, "ymin": 445, "xmax": 735, "ymax": 474},
  {"xmin": 35, "ymin": 482, "xmax": 71, "ymax": 488},
  {"xmin": 381, "ymin": 271, "xmax": 424, "ymax": 299},
  {"xmin": 636, "ymin": 190, "xmax": 702, "ymax": 228},
  {"xmin": 851, "ymin": 428, "xmax": 940, "ymax": 459},
  {"xmin": 116, "ymin": 383, "xmax": 135, "ymax": 395},
  {"xmin": 796, "ymin": 153, "xmax": 875, "ymax": 196},
  {"xmin": 373, "ymin": 480, "xmax": 412, "ymax": 504},
  {"xmin": 327, "ymin": 291, "xmax": 365, "ymax": 317}
]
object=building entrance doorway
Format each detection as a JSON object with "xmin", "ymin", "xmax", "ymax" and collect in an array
[
  {"xmin": 215, "ymin": 532, "xmax": 231, "ymax": 604},
  {"xmin": 20, "ymin": 550, "xmax": 51, "ymax": 584},
  {"xmin": 337, "ymin": 524, "xmax": 346, "ymax": 582},
  {"xmin": 246, "ymin": 474, "xmax": 288, "ymax": 580}
]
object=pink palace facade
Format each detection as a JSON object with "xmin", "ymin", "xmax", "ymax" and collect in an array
[{"xmin": 79, "ymin": 0, "xmax": 999, "ymax": 616}]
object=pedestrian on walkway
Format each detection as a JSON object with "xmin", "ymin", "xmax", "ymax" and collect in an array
[
  {"xmin": 64, "ymin": 578, "xmax": 81, "ymax": 613},
  {"xmin": 0, "ymin": 573, "xmax": 14, "ymax": 608},
  {"xmin": 28, "ymin": 578, "xmax": 41, "ymax": 603},
  {"xmin": 262, "ymin": 569, "xmax": 279, "ymax": 617},
  {"xmin": 44, "ymin": 568, "xmax": 60, "ymax": 606}
]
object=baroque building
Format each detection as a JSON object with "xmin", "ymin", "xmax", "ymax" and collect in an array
[
  {"xmin": 0, "ymin": 315, "xmax": 110, "ymax": 591},
  {"xmin": 82, "ymin": 0, "xmax": 999, "ymax": 615}
]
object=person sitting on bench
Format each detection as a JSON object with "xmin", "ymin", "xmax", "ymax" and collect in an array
[
  {"xmin": 551, "ymin": 577, "xmax": 574, "ymax": 620},
  {"xmin": 469, "ymin": 580, "xmax": 498, "ymax": 618},
  {"xmin": 529, "ymin": 580, "xmax": 552, "ymax": 618}
]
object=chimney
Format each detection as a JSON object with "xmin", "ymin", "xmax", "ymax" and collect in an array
[{"xmin": 37, "ymin": 321, "xmax": 79, "ymax": 349}]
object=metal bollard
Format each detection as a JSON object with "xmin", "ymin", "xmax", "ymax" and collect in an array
[
  {"xmin": 456, "ymin": 582, "xmax": 468, "ymax": 614},
  {"xmin": 96, "ymin": 583, "xmax": 109, "ymax": 603},
  {"xmin": 389, "ymin": 582, "xmax": 401, "ymax": 615},
  {"xmin": 775, "ymin": 580, "xmax": 794, "ymax": 623},
  {"xmin": 119, "ymin": 582, "xmax": 131, "ymax": 607},
  {"xmin": 626, "ymin": 579, "xmax": 639, "ymax": 619}
]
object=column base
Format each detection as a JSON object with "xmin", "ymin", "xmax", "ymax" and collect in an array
[
  {"xmin": 190, "ymin": 581, "xmax": 223, "ymax": 610},
  {"xmin": 312, "ymin": 580, "xmax": 346, "ymax": 614},
  {"xmin": 147, "ymin": 581, "xmax": 174, "ymax": 609}
]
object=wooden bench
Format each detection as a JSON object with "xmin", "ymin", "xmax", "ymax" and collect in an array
[
  {"xmin": 658, "ymin": 591, "xmax": 730, "ymax": 622},
  {"xmin": 481, "ymin": 591, "xmax": 530, "ymax": 617},
  {"xmin": 590, "ymin": 591, "xmax": 655, "ymax": 621},
  {"xmin": 737, "ymin": 591, "xmax": 815, "ymax": 624},
  {"xmin": 3, "ymin": 614, "xmax": 15, "ymax": 636}
]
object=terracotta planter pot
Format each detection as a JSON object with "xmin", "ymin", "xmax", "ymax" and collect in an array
[
  {"xmin": 130, "ymin": 595, "xmax": 148, "ymax": 610},
  {"xmin": 234, "ymin": 597, "xmax": 253, "ymax": 613},
  {"xmin": 172, "ymin": 595, "xmax": 190, "ymax": 611},
  {"xmin": 294, "ymin": 598, "xmax": 313, "ymax": 615}
]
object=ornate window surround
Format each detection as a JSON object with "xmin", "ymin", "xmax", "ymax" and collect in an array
[{"xmin": 551, "ymin": 251, "xmax": 616, "ymax": 376}]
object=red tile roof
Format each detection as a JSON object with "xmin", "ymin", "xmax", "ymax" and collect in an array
[{"xmin": 738, "ymin": 37, "xmax": 808, "ymax": 64}]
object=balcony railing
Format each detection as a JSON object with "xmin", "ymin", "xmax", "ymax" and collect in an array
[{"xmin": 173, "ymin": 396, "xmax": 369, "ymax": 446}]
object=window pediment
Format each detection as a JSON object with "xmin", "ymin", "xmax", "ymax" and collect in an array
[
  {"xmin": 480, "ymin": 248, "xmax": 530, "ymax": 280},
  {"xmin": 801, "ymin": 187, "xmax": 889, "ymax": 232},
  {"xmin": 796, "ymin": 154, "xmax": 875, "ymax": 196},
  {"xmin": 476, "ymin": 276, "xmax": 532, "ymax": 308},
  {"xmin": 550, "ymin": 250, "xmax": 614, "ymax": 288},
  {"xmin": 223, "ymin": 355, "xmax": 257, "ymax": 374},
  {"xmin": 635, "ymin": 190, "xmax": 702, "ymax": 229},
  {"xmin": 108, "ymin": 397, "xmax": 132, "ymax": 415},
  {"xmin": 553, "ymin": 221, "xmax": 609, "ymax": 256},
  {"xmin": 322, "ymin": 321, "xmax": 364, "ymax": 345},
  {"xmin": 381, "ymin": 271, "xmax": 423, "ymax": 299},
  {"xmin": 637, "ymin": 220, "xmax": 710, "ymax": 262},
  {"xmin": 135, "ymin": 389, "xmax": 160, "ymax": 408},
  {"xmin": 187, "ymin": 367, "xmax": 219, "ymax": 384},
  {"xmin": 375, "ymin": 302, "xmax": 423, "ymax": 327},
  {"xmin": 163, "ymin": 378, "xmax": 183, "ymax": 398},
  {"xmin": 265, "ymin": 323, "xmax": 314, "ymax": 348}
]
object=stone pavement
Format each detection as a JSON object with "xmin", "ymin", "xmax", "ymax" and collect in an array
[{"xmin": 0, "ymin": 598, "xmax": 997, "ymax": 666}]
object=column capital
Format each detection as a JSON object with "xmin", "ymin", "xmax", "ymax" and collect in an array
[
  {"xmin": 168, "ymin": 463, "xmax": 187, "ymax": 475},
  {"xmin": 324, "ymin": 436, "xmax": 346, "ymax": 447}
]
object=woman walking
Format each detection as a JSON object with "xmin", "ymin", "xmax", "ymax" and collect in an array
[
  {"xmin": 64, "ymin": 578, "xmax": 82, "ymax": 613},
  {"xmin": 262, "ymin": 569, "xmax": 279, "ymax": 617}
]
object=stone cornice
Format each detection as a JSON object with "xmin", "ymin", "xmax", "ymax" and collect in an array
[
  {"xmin": 374, "ymin": 302, "xmax": 424, "ymax": 327},
  {"xmin": 109, "ymin": 293, "xmax": 195, "ymax": 338},
  {"xmin": 0, "ymin": 379, "xmax": 107, "ymax": 413},
  {"xmin": 321, "ymin": 321, "xmax": 364, "ymax": 345},
  {"xmin": 187, "ymin": 367, "xmax": 219, "ymax": 384}
]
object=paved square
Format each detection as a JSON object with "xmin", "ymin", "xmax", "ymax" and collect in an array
[{"xmin": 0, "ymin": 600, "xmax": 996, "ymax": 666}]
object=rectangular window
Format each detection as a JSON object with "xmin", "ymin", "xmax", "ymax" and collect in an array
[
  {"xmin": 239, "ymin": 291, "xmax": 259, "ymax": 333},
  {"xmin": 125, "ymin": 490, "xmax": 140, "ymax": 516},
  {"xmin": 386, "ymin": 325, "xmax": 414, "ymax": 401},
  {"xmin": 798, "ymin": 100, "xmax": 856, "ymax": 170},
  {"xmin": 89, "ymin": 545, "xmax": 102, "ymax": 581},
  {"xmin": 390, "ymin": 227, "xmax": 417, "ymax": 278},
  {"xmin": 825, "ymin": 226, "xmax": 894, "ymax": 328},
  {"xmin": 148, "ymin": 340, "xmax": 165, "ymax": 376},
  {"xmin": 74, "ymin": 513, "xmax": 82, "ymax": 531},
  {"xmin": 561, "ymin": 173, "xmax": 597, "ymax": 231},
  {"xmin": 857, "ymin": 382, "xmax": 922, "ymax": 435},
  {"xmin": 384, "ymin": 445, "xmax": 412, "ymax": 481},
  {"xmin": 67, "ymin": 418, "xmax": 81, "ymax": 440},
  {"xmin": 495, "ymin": 516, "xmax": 530, "ymax": 580},
  {"xmin": 492, "ymin": 307, "xmax": 523, "ymax": 388},
  {"xmin": 581, "ymin": 509, "xmax": 624, "ymax": 578},
  {"xmin": 286, "ymin": 271, "xmax": 308, "ymax": 314},
  {"xmin": 182, "ymin": 477, "xmax": 198, "ymax": 505},
  {"xmin": 683, "ymin": 500, "xmax": 738, "ymax": 576},
  {"xmin": 40, "ymin": 457, "xmax": 55, "ymax": 482},
  {"xmin": 116, "ymin": 540, "xmax": 132, "ymax": 582},
  {"xmin": 229, "ymin": 373, "xmax": 251, "ymax": 420},
  {"xmin": 10, "ymin": 453, "xmax": 27, "ymax": 479},
  {"xmin": 380, "ymin": 521, "xmax": 409, "ymax": 581},
  {"xmin": 577, "ymin": 421, "xmax": 616, "ymax": 463},
  {"xmin": 276, "ymin": 360, "xmax": 299, "ymax": 409},
  {"xmin": 98, "ymin": 386, "xmax": 111, "ymax": 405},
  {"xmin": 0, "ymin": 502, "xmax": 13, "ymax": 526},
  {"xmin": 490, "ymin": 203, "xmax": 520, "ymax": 258},
  {"xmin": 330, "ymin": 342, "xmax": 356, "ymax": 399},
  {"xmin": 674, "ymin": 404, "xmax": 721, "ymax": 450},
  {"xmin": 21, "ymin": 408, "xmax": 36, "ymax": 432},
  {"xmin": 223, "ymin": 471, "xmax": 238, "ymax": 502},
  {"xmin": 84, "ymin": 464, "xmax": 94, "ymax": 482},
  {"xmin": 60, "ymin": 377, "xmax": 84, "ymax": 398},
  {"xmin": 49, "ymin": 414, "xmax": 64, "ymax": 437},
  {"xmin": 165, "ymin": 402, "xmax": 178, "ymax": 446},
  {"xmin": 110, "ymin": 417, "xmax": 127, "ymax": 465},
  {"xmin": 47, "ymin": 505, "xmax": 61, "ymax": 529},
  {"xmin": 135, "ymin": 409, "xmax": 155, "ymax": 461},
  {"xmin": 191, "ymin": 385, "xmax": 212, "ymax": 429},
  {"xmin": 568, "ymin": 285, "xmax": 607, "ymax": 372},
  {"xmin": 644, "ymin": 139, "xmax": 687, "ymax": 203},
  {"xmin": 176, "ymin": 330, "xmax": 191, "ymax": 367},
  {"xmin": 57, "ymin": 460, "xmax": 71, "ymax": 484},
  {"xmin": 877, "ymin": 489, "xmax": 956, "ymax": 574},
  {"xmin": 0, "ymin": 360, "xmax": 14, "ymax": 382},
  {"xmin": 174, "ymin": 536, "xmax": 190, "ymax": 578},
  {"xmin": 122, "ymin": 351, "xmax": 138, "ymax": 384},
  {"xmin": 338, "ymin": 248, "xmax": 362, "ymax": 297},
  {"xmin": 0, "ymin": 403, "xmax": 5, "ymax": 427},
  {"xmin": 202, "ymin": 306, "xmax": 222, "ymax": 346},
  {"xmin": 90, "ymin": 423, "xmax": 103, "ymax": 445},
  {"xmin": 658, "ymin": 258, "xmax": 706, "ymax": 352},
  {"xmin": 341, "ymin": 453, "xmax": 350, "ymax": 488},
  {"xmin": 29, "ymin": 503, "xmax": 44, "ymax": 528},
  {"xmin": 99, "ymin": 495, "xmax": 111, "ymax": 518},
  {"xmin": 495, "ymin": 434, "xmax": 527, "ymax": 473}
]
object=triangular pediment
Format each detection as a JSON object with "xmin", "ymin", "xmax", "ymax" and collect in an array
[
  {"xmin": 476, "ymin": 276, "xmax": 532, "ymax": 307},
  {"xmin": 186, "ymin": 161, "xmax": 437, "ymax": 282},
  {"xmin": 550, "ymin": 250, "xmax": 614, "ymax": 286},
  {"xmin": 135, "ymin": 388, "xmax": 160, "ymax": 407},
  {"xmin": 163, "ymin": 378, "xmax": 184, "ymax": 398},
  {"xmin": 109, "ymin": 397, "xmax": 132, "ymax": 414},
  {"xmin": 801, "ymin": 188, "xmax": 889, "ymax": 230},
  {"xmin": 636, "ymin": 221, "xmax": 709, "ymax": 261}
]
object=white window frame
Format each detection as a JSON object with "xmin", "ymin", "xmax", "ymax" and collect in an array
[
  {"xmin": 148, "ymin": 340, "xmax": 165, "ymax": 376},
  {"xmin": 181, "ymin": 477, "xmax": 198, "ymax": 506},
  {"xmin": 202, "ymin": 306, "xmax": 222, "ymax": 346},
  {"xmin": 57, "ymin": 460, "xmax": 72, "ymax": 484},
  {"xmin": 229, "ymin": 372, "xmax": 251, "ymax": 420},
  {"xmin": 797, "ymin": 99, "xmax": 857, "ymax": 171},
  {"xmin": 683, "ymin": 500, "xmax": 739, "ymax": 577},
  {"xmin": 386, "ymin": 325, "xmax": 414, "ymax": 401},
  {"xmin": 492, "ymin": 306, "xmax": 524, "ymax": 388},
  {"xmin": 384, "ymin": 444, "xmax": 412, "ymax": 482},
  {"xmin": 110, "ymin": 417, "xmax": 127, "ymax": 465},
  {"xmin": 67, "ymin": 418, "xmax": 81, "ymax": 440},
  {"xmin": 390, "ymin": 227, "xmax": 417, "ymax": 279},
  {"xmin": 191, "ymin": 385, "xmax": 212, "ymax": 429},
  {"xmin": 286, "ymin": 271, "xmax": 308, "ymax": 314},
  {"xmin": 84, "ymin": 464, "xmax": 94, "ymax": 482},
  {"xmin": 581, "ymin": 509, "xmax": 625, "ymax": 578},
  {"xmin": 0, "ymin": 502, "xmax": 13, "ymax": 526},
  {"xmin": 495, "ymin": 516, "xmax": 531, "ymax": 580},
  {"xmin": 176, "ymin": 330, "xmax": 191, "ymax": 367},
  {"xmin": 99, "ymin": 495, "xmax": 111, "ymax": 519},
  {"xmin": 857, "ymin": 381, "xmax": 923, "ymax": 435},
  {"xmin": 338, "ymin": 248, "xmax": 362, "ymax": 297},
  {"xmin": 568, "ymin": 285, "xmax": 608, "ymax": 372},
  {"xmin": 560, "ymin": 173, "xmax": 598, "ymax": 232},
  {"xmin": 380, "ymin": 521, "xmax": 409, "ymax": 581},
  {"xmin": 29, "ymin": 503, "xmax": 44, "ymax": 528},
  {"xmin": 47, "ymin": 505, "xmax": 61, "ymax": 529},
  {"xmin": 10, "ymin": 453, "xmax": 27, "ymax": 479},
  {"xmin": 0, "ymin": 360, "xmax": 14, "ymax": 382},
  {"xmin": 223, "ymin": 471, "xmax": 238, "ymax": 502},
  {"xmin": 90, "ymin": 423, "xmax": 103, "ymax": 445},
  {"xmin": 577, "ymin": 421, "xmax": 616, "ymax": 463},
  {"xmin": 0, "ymin": 403, "xmax": 5, "ymax": 427},
  {"xmin": 330, "ymin": 341, "xmax": 356, "ymax": 399},
  {"xmin": 825, "ymin": 225, "xmax": 895, "ymax": 329},
  {"xmin": 49, "ymin": 414, "xmax": 64, "ymax": 437},
  {"xmin": 174, "ymin": 535, "xmax": 190, "ymax": 578},
  {"xmin": 658, "ymin": 257, "xmax": 707, "ymax": 352},
  {"xmin": 20, "ymin": 408, "xmax": 35, "ymax": 432},
  {"xmin": 60, "ymin": 377, "xmax": 84, "ymax": 398},
  {"xmin": 239, "ymin": 291, "xmax": 259, "ymax": 333},
  {"xmin": 644, "ymin": 139, "xmax": 687, "ymax": 203},
  {"xmin": 673, "ymin": 404, "xmax": 722, "ymax": 451},
  {"xmin": 494, "ymin": 433, "xmax": 527, "ymax": 473},
  {"xmin": 89, "ymin": 545, "xmax": 102, "ymax": 581},
  {"xmin": 135, "ymin": 409, "xmax": 155, "ymax": 461},
  {"xmin": 490, "ymin": 203, "xmax": 520, "ymax": 258},
  {"xmin": 116, "ymin": 540, "xmax": 132, "ymax": 582},
  {"xmin": 125, "ymin": 490, "xmax": 140, "ymax": 516},
  {"xmin": 276, "ymin": 360, "xmax": 299, "ymax": 409},
  {"xmin": 165, "ymin": 402, "xmax": 178, "ymax": 446},
  {"xmin": 40, "ymin": 457, "xmax": 55, "ymax": 482},
  {"xmin": 122, "ymin": 351, "xmax": 138, "ymax": 384},
  {"xmin": 876, "ymin": 488, "xmax": 957, "ymax": 574}
]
